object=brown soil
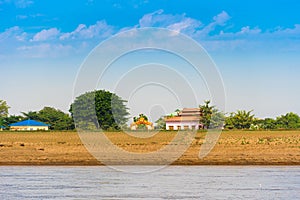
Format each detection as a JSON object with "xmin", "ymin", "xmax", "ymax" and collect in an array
[{"xmin": 0, "ymin": 130, "xmax": 299, "ymax": 165}]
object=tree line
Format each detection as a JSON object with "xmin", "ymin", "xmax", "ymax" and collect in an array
[
  {"xmin": 157, "ymin": 101, "xmax": 300, "ymax": 130},
  {"xmin": 0, "ymin": 103, "xmax": 74, "ymax": 130},
  {"xmin": 199, "ymin": 101, "xmax": 300, "ymax": 130},
  {"xmin": 0, "ymin": 90, "xmax": 129, "ymax": 131},
  {"xmin": 1, "ymin": 91, "xmax": 300, "ymax": 131}
]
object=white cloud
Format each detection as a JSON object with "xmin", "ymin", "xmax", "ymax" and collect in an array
[
  {"xmin": 213, "ymin": 11, "xmax": 231, "ymax": 26},
  {"xmin": 138, "ymin": 10, "xmax": 233, "ymax": 38},
  {"xmin": 17, "ymin": 43, "xmax": 73, "ymax": 58},
  {"xmin": 167, "ymin": 18, "xmax": 201, "ymax": 34},
  {"xmin": 16, "ymin": 32, "xmax": 27, "ymax": 41},
  {"xmin": 59, "ymin": 24, "xmax": 85, "ymax": 40},
  {"xmin": 16, "ymin": 13, "xmax": 44, "ymax": 20},
  {"xmin": 59, "ymin": 20, "xmax": 114, "ymax": 40},
  {"xmin": 2, "ymin": 11, "xmax": 300, "ymax": 57},
  {"xmin": 272, "ymin": 24, "xmax": 300, "ymax": 38},
  {"xmin": 16, "ymin": 15, "xmax": 28, "ymax": 20},
  {"xmin": 239, "ymin": 26, "xmax": 261, "ymax": 34},
  {"xmin": 215, "ymin": 24, "xmax": 300, "ymax": 41},
  {"xmin": 31, "ymin": 28, "xmax": 60, "ymax": 42},
  {"xmin": 138, "ymin": 9, "xmax": 202, "ymax": 35},
  {"xmin": 139, "ymin": 9, "xmax": 164, "ymax": 27},
  {"xmin": 14, "ymin": 0, "xmax": 33, "ymax": 8},
  {"xmin": 195, "ymin": 11, "xmax": 231, "ymax": 37},
  {"xmin": 0, "ymin": 0, "xmax": 34, "ymax": 8},
  {"xmin": 217, "ymin": 26, "xmax": 261, "ymax": 39},
  {"xmin": 0, "ymin": 26, "xmax": 24, "ymax": 41}
]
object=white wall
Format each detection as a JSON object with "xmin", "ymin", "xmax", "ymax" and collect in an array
[
  {"xmin": 166, "ymin": 121, "xmax": 201, "ymax": 130},
  {"xmin": 10, "ymin": 126, "xmax": 49, "ymax": 131}
]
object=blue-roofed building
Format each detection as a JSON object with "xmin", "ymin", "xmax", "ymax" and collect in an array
[
  {"xmin": 0, "ymin": 125, "xmax": 5, "ymax": 131},
  {"xmin": 9, "ymin": 119, "xmax": 50, "ymax": 131}
]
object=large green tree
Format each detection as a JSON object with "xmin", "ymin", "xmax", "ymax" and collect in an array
[
  {"xmin": 209, "ymin": 108, "xmax": 225, "ymax": 129},
  {"xmin": 0, "ymin": 99, "xmax": 10, "ymax": 127},
  {"xmin": 199, "ymin": 100, "xmax": 213, "ymax": 129},
  {"xmin": 22, "ymin": 107, "xmax": 74, "ymax": 130},
  {"xmin": 225, "ymin": 110, "xmax": 255, "ymax": 129},
  {"xmin": 2, "ymin": 115, "xmax": 24, "ymax": 127},
  {"xmin": 155, "ymin": 116, "xmax": 166, "ymax": 130},
  {"xmin": 259, "ymin": 118, "xmax": 277, "ymax": 130},
  {"xmin": 21, "ymin": 111, "xmax": 39, "ymax": 120},
  {"xmin": 199, "ymin": 100, "xmax": 224, "ymax": 129},
  {"xmin": 70, "ymin": 90, "xmax": 129, "ymax": 130},
  {"xmin": 0, "ymin": 100, "xmax": 9, "ymax": 118},
  {"xmin": 275, "ymin": 112, "xmax": 300, "ymax": 129}
]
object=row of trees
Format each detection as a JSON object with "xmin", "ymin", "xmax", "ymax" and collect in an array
[
  {"xmin": 156, "ymin": 101, "xmax": 300, "ymax": 130},
  {"xmin": 0, "ymin": 105, "xmax": 74, "ymax": 130},
  {"xmin": 0, "ymin": 90, "xmax": 129, "ymax": 131},
  {"xmin": 200, "ymin": 101, "xmax": 300, "ymax": 130},
  {"xmin": 70, "ymin": 90, "xmax": 129, "ymax": 130},
  {"xmin": 1, "ymin": 92, "xmax": 300, "ymax": 131}
]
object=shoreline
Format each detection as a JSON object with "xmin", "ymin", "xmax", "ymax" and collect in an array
[
  {"xmin": 1, "ymin": 163, "xmax": 300, "ymax": 166},
  {"xmin": 0, "ymin": 130, "xmax": 299, "ymax": 166}
]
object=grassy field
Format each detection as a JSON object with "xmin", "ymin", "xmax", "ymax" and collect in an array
[{"xmin": 0, "ymin": 130, "xmax": 300, "ymax": 165}]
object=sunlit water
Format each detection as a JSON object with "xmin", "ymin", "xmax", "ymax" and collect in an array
[{"xmin": 0, "ymin": 166, "xmax": 299, "ymax": 199}]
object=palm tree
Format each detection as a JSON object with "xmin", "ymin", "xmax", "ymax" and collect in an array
[
  {"xmin": 225, "ymin": 110, "xmax": 255, "ymax": 129},
  {"xmin": 174, "ymin": 109, "xmax": 180, "ymax": 116},
  {"xmin": 199, "ymin": 100, "xmax": 214, "ymax": 129}
]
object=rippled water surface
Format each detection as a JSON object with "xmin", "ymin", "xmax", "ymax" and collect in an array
[{"xmin": 0, "ymin": 166, "xmax": 299, "ymax": 199}]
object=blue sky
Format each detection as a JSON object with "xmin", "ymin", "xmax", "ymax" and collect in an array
[{"xmin": 1, "ymin": 0, "xmax": 300, "ymax": 119}]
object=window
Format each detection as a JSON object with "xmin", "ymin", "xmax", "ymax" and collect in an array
[
  {"xmin": 184, "ymin": 125, "xmax": 189, "ymax": 130},
  {"xmin": 177, "ymin": 126, "xmax": 181, "ymax": 130},
  {"xmin": 169, "ymin": 126, "xmax": 174, "ymax": 130},
  {"xmin": 191, "ymin": 125, "xmax": 196, "ymax": 130}
]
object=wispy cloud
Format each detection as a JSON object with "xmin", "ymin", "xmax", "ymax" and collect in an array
[
  {"xmin": 0, "ymin": 0, "xmax": 35, "ymax": 8},
  {"xmin": 0, "ymin": 26, "xmax": 24, "ymax": 41},
  {"xmin": 16, "ymin": 15, "xmax": 28, "ymax": 20},
  {"xmin": 15, "ymin": 0, "xmax": 33, "ymax": 8},
  {"xmin": 0, "ymin": 20, "xmax": 115, "ymax": 58},
  {"xmin": 16, "ymin": 13, "xmax": 44, "ymax": 20},
  {"xmin": 109, "ymin": 0, "xmax": 149, "ymax": 9},
  {"xmin": 215, "ymin": 26, "xmax": 262, "ymax": 39},
  {"xmin": 59, "ymin": 20, "xmax": 114, "ymax": 40},
  {"xmin": 139, "ymin": 9, "xmax": 201, "ymax": 32},
  {"xmin": 167, "ymin": 18, "xmax": 201, "ymax": 33},
  {"xmin": 239, "ymin": 26, "xmax": 261, "ymax": 34},
  {"xmin": 272, "ymin": 24, "xmax": 300, "ymax": 38},
  {"xmin": 31, "ymin": 28, "xmax": 60, "ymax": 42},
  {"xmin": 137, "ymin": 10, "xmax": 300, "ymax": 52},
  {"xmin": 195, "ymin": 11, "xmax": 231, "ymax": 37},
  {"xmin": 138, "ymin": 10, "xmax": 232, "ymax": 37},
  {"xmin": 1, "ymin": 10, "xmax": 300, "ymax": 58},
  {"xmin": 17, "ymin": 43, "xmax": 73, "ymax": 58}
]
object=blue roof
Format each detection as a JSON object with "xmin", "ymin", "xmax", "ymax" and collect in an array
[
  {"xmin": 9, "ymin": 119, "xmax": 50, "ymax": 127},
  {"xmin": 0, "ymin": 125, "xmax": 5, "ymax": 129}
]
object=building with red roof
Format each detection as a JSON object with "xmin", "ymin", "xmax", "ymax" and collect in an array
[{"xmin": 165, "ymin": 108, "xmax": 203, "ymax": 130}]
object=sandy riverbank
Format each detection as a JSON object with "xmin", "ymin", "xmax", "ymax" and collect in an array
[{"xmin": 0, "ymin": 130, "xmax": 299, "ymax": 165}]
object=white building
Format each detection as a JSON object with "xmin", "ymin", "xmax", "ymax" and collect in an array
[
  {"xmin": 9, "ymin": 119, "xmax": 50, "ymax": 131},
  {"xmin": 165, "ymin": 108, "xmax": 203, "ymax": 130}
]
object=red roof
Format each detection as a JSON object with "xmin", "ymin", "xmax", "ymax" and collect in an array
[
  {"xmin": 165, "ymin": 116, "xmax": 200, "ymax": 122},
  {"xmin": 179, "ymin": 108, "xmax": 201, "ymax": 116},
  {"xmin": 165, "ymin": 108, "xmax": 202, "ymax": 122},
  {"xmin": 182, "ymin": 108, "xmax": 200, "ymax": 112}
]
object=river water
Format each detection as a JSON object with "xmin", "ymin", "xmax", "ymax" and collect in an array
[{"xmin": 0, "ymin": 166, "xmax": 299, "ymax": 199}]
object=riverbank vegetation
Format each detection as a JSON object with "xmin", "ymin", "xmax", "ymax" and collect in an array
[{"xmin": 1, "ymin": 91, "xmax": 300, "ymax": 131}]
